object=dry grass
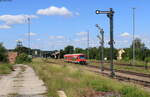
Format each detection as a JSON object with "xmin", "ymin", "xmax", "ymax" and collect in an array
[{"xmin": 29, "ymin": 58, "xmax": 150, "ymax": 97}]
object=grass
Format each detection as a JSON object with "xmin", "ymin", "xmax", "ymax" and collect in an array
[
  {"xmin": 90, "ymin": 61, "xmax": 150, "ymax": 74},
  {"xmin": 114, "ymin": 60, "xmax": 150, "ymax": 66},
  {"xmin": 0, "ymin": 63, "xmax": 13, "ymax": 74},
  {"xmin": 30, "ymin": 58, "xmax": 150, "ymax": 97},
  {"xmin": 89, "ymin": 59, "xmax": 150, "ymax": 67}
]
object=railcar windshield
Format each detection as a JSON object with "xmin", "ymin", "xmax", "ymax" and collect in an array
[{"xmin": 79, "ymin": 55, "xmax": 86, "ymax": 59}]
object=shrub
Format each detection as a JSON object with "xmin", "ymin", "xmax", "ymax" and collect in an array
[
  {"xmin": 0, "ymin": 64, "xmax": 13, "ymax": 74},
  {"xmin": 145, "ymin": 57, "xmax": 150, "ymax": 63},
  {"xmin": 0, "ymin": 43, "xmax": 8, "ymax": 62},
  {"xmin": 15, "ymin": 53, "xmax": 32, "ymax": 64}
]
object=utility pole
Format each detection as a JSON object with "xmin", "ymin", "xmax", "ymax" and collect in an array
[
  {"xmin": 87, "ymin": 30, "xmax": 90, "ymax": 59},
  {"xmin": 132, "ymin": 8, "xmax": 136, "ymax": 65},
  {"xmin": 28, "ymin": 17, "xmax": 31, "ymax": 56},
  {"xmin": 96, "ymin": 24, "xmax": 104, "ymax": 72},
  {"xmin": 96, "ymin": 8, "xmax": 115, "ymax": 77}
]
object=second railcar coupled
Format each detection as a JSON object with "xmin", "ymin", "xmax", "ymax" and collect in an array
[{"xmin": 64, "ymin": 54, "xmax": 87, "ymax": 65}]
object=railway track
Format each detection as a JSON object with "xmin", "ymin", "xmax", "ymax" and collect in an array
[
  {"xmin": 90, "ymin": 61, "xmax": 150, "ymax": 69},
  {"xmin": 85, "ymin": 65, "xmax": 150, "ymax": 88},
  {"xmin": 87, "ymin": 65, "xmax": 150, "ymax": 77},
  {"xmin": 44, "ymin": 59, "xmax": 150, "ymax": 88}
]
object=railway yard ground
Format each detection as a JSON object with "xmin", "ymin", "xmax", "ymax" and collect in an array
[
  {"xmin": 28, "ymin": 58, "xmax": 150, "ymax": 97},
  {"xmin": 0, "ymin": 58, "xmax": 150, "ymax": 97},
  {"xmin": 0, "ymin": 64, "xmax": 47, "ymax": 97},
  {"xmin": 88, "ymin": 60, "xmax": 150, "ymax": 75}
]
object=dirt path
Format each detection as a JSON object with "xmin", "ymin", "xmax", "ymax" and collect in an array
[{"xmin": 0, "ymin": 64, "xmax": 47, "ymax": 97}]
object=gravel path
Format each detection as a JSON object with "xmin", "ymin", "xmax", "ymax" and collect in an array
[{"xmin": 0, "ymin": 64, "xmax": 47, "ymax": 97}]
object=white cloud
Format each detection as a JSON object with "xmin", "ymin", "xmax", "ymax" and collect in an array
[
  {"xmin": 81, "ymin": 37, "xmax": 87, "ymax": 41},
  {"xmin": 0, "ymin": 24, "xmax": 11, "ymax": 29},
  {"xmin": 116, "ymin": 40, "xmax": 129, "ymax": 43},
  {"xmin": 76, "ymin": 32, "xmax": 87, "ymax": 36},
  {"xmin": 75, "ymin": 12, "xmax": 80, "ymax": 16},
  {"xmin": 36, "ymin": 39, "xmax": 41, "ymax": 41},
  {"xmin": 49, "ymin": 36, "xmax": 55, "ymax": 39},
  {"xmin": 0, "ymin": 14, "xmax": 37, "ymax": 29},
  {"xmin": 120, "ymin": 32, "xmax": 130, "ymax": 37},
  {"xmin": 74, "ymin": 37, "xmax": 87, "ymax": 43},
  {"xmin": 37, "ymin": 6, "xmax": 73, "ymax": 16},
  {"xmin": 74, "ymin": 39, "xmax": 80, "ymax": 42},
  {"xmin": 0, "ymin": 14, "xmax": 37, "ymax": 25},
  {"xmin": 25, "ymin": 32, "xmax": 37, "ymax": 36},
  {"xmin": 49, "ymin": 35, "xmax": 65, "ymax": 39},
  {"xmin": 56, "ymin": 36, "xmax": 65, "ymax": 39},
  {"xmin": 16, "ymin": 39, "xmax": 24, "ymax": 42}
]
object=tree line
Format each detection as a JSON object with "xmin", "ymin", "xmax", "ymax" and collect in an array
[
  {"xmin": 0, "ymin": 38, "xmax": 150, "ymax": 63},
  {"xmin": 58, "ymin": 38, "xmax": 150, "ymax": 62}
]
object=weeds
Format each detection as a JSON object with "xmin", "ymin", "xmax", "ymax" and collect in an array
[
  {"xmin": 0, "ymin": 63, "xmax": 13, "ymax": 74},
  {"xmin": 30, "ymin": 58, "xmax": 150, "ymax": 97}
]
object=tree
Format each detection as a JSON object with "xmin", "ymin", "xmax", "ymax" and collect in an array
[
  {"xmin": 14, "ymin": 46, "xmax": 31, "ymax": 55},
  {"xmin": 122, "ymin": 38, "xmax": 147, "ymax": 61},
  {"xmin": 131, "ymin": 38, "xmax": 145, "ymax": 49},
  {"xmin": 0, "ymin": 43, "xmax": 7, "ymax": 62},
  {"xmin": 122, "ymin": 48, "xmax": 132, "ymax": 61},
  {"xmin": 75, "ymin": 48, "xmax": 85, "ymax": 54},
  {"xmin": 89, "ymin": 47, "xmax": 98, "ymax": 59},
  {"xmin": 59, "ymin": 49, "xmax": 65, "ymax": 58},
  {"xmin": 64, "ymin": 45, "xmax": 74, "ymax": 54}
]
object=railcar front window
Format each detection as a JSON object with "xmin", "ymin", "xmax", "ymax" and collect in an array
[{"xmin": 80, "ymin": 56, "xmax": 85, "ymax": 59}]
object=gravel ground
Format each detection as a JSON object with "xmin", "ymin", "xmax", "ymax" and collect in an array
[
  {"xmin": 84, "ymin": 66, "xmax": 150, "ymax": 92},
  {"xmin": 0, "ymin": 64, "xmax": 47, "ymax": 97}
]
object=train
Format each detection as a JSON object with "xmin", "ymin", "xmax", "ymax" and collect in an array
[{"xmin": 64, "ymin": 54, "xmax": 87, "ymax": 65}]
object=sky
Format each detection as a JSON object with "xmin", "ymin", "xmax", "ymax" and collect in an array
[{"xmin": 0, "ymin": 0, "xmax": 150, "ymax": 50}]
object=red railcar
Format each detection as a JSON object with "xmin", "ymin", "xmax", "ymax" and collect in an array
[{"xmin": 64, "ymin": 54, "xmax": 87, "ymax": 65}]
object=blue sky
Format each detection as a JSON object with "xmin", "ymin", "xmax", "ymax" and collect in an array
[{"xmin": 0, "ymin": 0, "xmax": 150, "ymax": 50}]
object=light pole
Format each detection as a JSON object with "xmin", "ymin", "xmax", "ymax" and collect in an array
[
  {"xmin": 96, "ymin": 8, "xmax": 115, "ymax": 77},
  {"xmin": 132, "ymin": 8, "xmax": 136, "ymax": 65},
  {"xmin": 28, "ymin": 17, "xmax": 31, "ymax": 56},
  {"xmin": 87, "ymin": 30, "xmax": 90, "ymax": 59},
  {"xmin": 96, "ymin": 24, "xmax": 104, "ymax": 72}
]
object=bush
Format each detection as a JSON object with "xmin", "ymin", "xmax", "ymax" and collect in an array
[
  {"xmin": 145, "ymin": 57, "xmax": 150, "ymax": 63},
  {"xmin": 0, "ymin": 43, "xmax": 8, "ymax": 62},
  {"xmin": 0, "ymin": 64, "xmax": 13, "ymax": 74},
  {"xmin": 15, "ymin": 53, "xmax": 32, "ymax": 64}
]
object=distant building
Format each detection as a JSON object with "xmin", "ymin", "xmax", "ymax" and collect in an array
[
  {"xmin": 8, "ymin": 52, "xmax": 18, "ymax": 64},
  {"xmin": 51, "ymin": 51, "xmax": 60, "ymax": 59},
  {"xmin": 117, "ymin": 49, "xmax": 125, "ymax": 60}
]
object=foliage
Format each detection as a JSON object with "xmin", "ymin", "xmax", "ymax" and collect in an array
[
  {"xmin": 145, "ymin": 57, "xmax": 150, "ymax": 63},
  {"xmin": 64, "ymin": 45, "xmax": 74, "ymax": 54},
  {"xmin": 59, "ymin": 49, "xmax": 65, "ymax": 58},
  {"xmin": 75, "ymin": 48, "xmax": 86, "ymax": 54},
  {"xmin": 130, "ymin": 38, "xmax": 145, "ymax": 49},
  {"xmin": 122, "ymin": 38, "xmax": 148, "ymax": 61},
  {"xmin": 55, "ymin": 38, "xmax": 150, "ymax": 62},
  {"xmin": 15, "ymin": 53, "xmax": 32, "ymax": 64},
  {"xmin": 0, "ymin": 43, "xmax": 8, "ymax": 62},
  {"xmin": 0, "ymin": 64, "xmax": 13, "ymax": 74},
  {"xmin": 59, "ymin": 46, "xmax": 117, "ymax": 60},
  {"xmin": 14, "ymin": 46, "xmax": 31, "ymax": 55}
]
